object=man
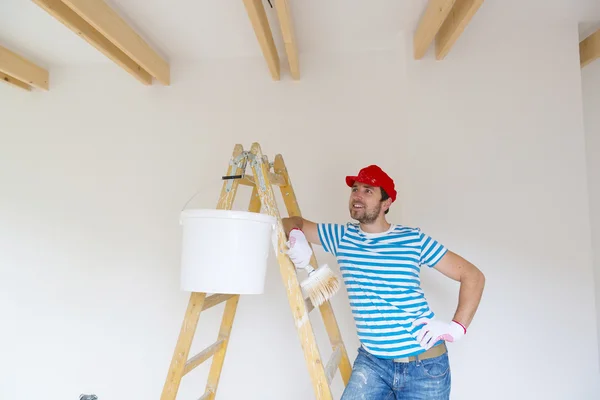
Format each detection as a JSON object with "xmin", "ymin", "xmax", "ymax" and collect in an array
[{"xmin": 282, "ymin": 164, "xmax": 485, "ymax": 400}]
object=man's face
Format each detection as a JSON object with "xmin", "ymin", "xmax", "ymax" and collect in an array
[{"xmin": 349, "ymin": 182, "xmax": 384, "ymax": 224}]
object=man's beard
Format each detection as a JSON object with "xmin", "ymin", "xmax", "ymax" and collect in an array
[{"xmin": 350, "ymin": 202, "xmax": 381, "ymax": 224}]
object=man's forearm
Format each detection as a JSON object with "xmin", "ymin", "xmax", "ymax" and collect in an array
[
  {"xmin": 452, "ymin": 270, "xmax": 485, "ymax": 329},
  {"xmin": 282, "ymin": 216, "xmax": 303, "ymax": 237},
  {"xmin": 282, "ymin": 217, "xmax": 320, "ymax": 244}
]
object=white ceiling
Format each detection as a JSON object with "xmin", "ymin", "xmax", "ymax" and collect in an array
[{"xmin": 0, "ymin": 0, "xmax": 599, "ymax": 68}]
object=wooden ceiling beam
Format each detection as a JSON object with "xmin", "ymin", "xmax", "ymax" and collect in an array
[
  {"xmin": 273, "ymin": 0, "xmax": 299, "ymax": 79},
  {"xmin": 413, "ymin": 0, "xmax": 456, "ymax": 60},
  {"xmin": 0, "ymin": 71, "xmax": 32, "ymax": 91},
  {"xmin": 33, "ymin": 0, "xmax": 151, "ymax": 85},
  {"xmin": 435, "ymin": 0, "xmax": 484, "ymax": 60},
  {"xmin": 242, "ymin": 0, "xmax": 281, "ymax": 80},
  {"xmin": 0, "ymin": 45, "xmax": 48, "ymax": 91},
  {"xmin": 32, "ymin": 0, "xmax": 167, "ymax": 85},
  {"xmin": 62, "ymin": 0, "xmax": 169, "ymax": 84},
  {"xmin": 580, "ymin": 29, "xmax": 600, "ymax": 68}
]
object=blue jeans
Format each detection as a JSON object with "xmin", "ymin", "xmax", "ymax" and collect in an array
[{"xmin": 341, "ymin": 346, "xmax": 451, "ymax": 400}]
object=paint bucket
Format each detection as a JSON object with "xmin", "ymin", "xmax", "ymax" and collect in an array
[{"xmin": 179, "ymin": 209, "xmax": 277, "ymax": 294}]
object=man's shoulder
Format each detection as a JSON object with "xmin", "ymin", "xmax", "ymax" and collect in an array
[
  {"xmin": 318, "ymin": 223, "xmax": 424, "ymax": 238},
  {"xmin": 318, "ymin": 221, "xmax": 358, "ymax": 229},
  {"xmin": 378, "ymin": 224, "xmax": 424, "ymax": 241},
  {"xmin": 392, "ymin": 224, "xmax": 422, "ymax": 234}
]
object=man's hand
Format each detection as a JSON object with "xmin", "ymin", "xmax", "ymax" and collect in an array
[
  {"xmin": 412, "ymin": 318, "xmax": 466, "ymax": 350},
  {"xmin": 285, "ymin": 229, "xmax": 313, "ymax": 269}
]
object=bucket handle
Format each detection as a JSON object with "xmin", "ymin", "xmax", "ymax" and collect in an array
[
  {"xmin": 180, "ymin": 153, "xmax": 251, "ymax": 214},
  {"xmin": 181, "ymin": 189, "xmax": 202, "ymax": 213},
  {"xmin": 179, "ymin": 188, "xmax": 208, "ymax": 225}
]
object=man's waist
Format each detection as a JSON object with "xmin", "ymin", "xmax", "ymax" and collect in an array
[
  {"xmin": 361, "ymin": 341, "xmax": 447, "ymax": 363},
  {"xmin": 392, "ymin": 342, "xmax": 447, "ymax": 363}
]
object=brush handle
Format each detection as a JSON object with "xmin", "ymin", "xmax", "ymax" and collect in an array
[{"xmin": 304, "ymin": 264, "xmax": 316, "ymax": 275}]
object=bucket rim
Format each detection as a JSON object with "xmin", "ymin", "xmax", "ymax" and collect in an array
[{"xmin": 180, "ymin": 208, "xmax": 277, "ymax": 224}]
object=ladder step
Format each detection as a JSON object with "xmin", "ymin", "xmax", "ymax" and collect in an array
[
  {"xmin": 325, "ymin": 346, "xmax": 343, "ymax": 384},
  {"xmin": 238, "ymin": 172, "xmax": 286, "ymax": 187},
  {"xmin": 202, "ymin": 294, "xmax": 235, "ymax": 311},
  {"xmin": 183, "ymin": 339, "xmax": 225, "ymax": 375},
  {"xmin": 197, "ymin": 389, "xmax": 213, "ymax": 400}
]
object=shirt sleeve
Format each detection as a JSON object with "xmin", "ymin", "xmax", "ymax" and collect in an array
[
  {"xmin": 317, "ymin": 223, "xmax": 346, "ymax": 256},
  {"xmin": 418, "ymin": 230, "xmax": 448, "ymax": 267}
]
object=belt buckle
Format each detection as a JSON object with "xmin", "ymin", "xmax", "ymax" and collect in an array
[{"xmin": 393, "ymin": 356, "xmax": 411, "ymax": 363}]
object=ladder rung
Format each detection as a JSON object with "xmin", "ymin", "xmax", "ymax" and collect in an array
[
  {"xmin": 184, "ymin": 339, "xmax": 225, "ymax": 375},
  {"xmin": 198, "ymin": 389, "xmax": 213, "ymax": 400},
  {"xmin": 238, "ymin": 172, "xmax": 287, "ymax": 187},
  {"xmin": 304, "ymin": 297, "xmax": 315, "ymax": 313},
  {"xmin": 202, "ymin": 294, "xmax": 235, "ymax": 311},
  {"xmin": 325, "ymin": 346, "xmax": 343, "ymax": 384},
  {"xmin": 238, "ymin": 177, "xmax": 254, "ymax": 186}
]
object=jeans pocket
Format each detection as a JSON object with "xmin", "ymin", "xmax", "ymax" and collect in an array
[{"xmin": 419, "ymin": 354, "xmax": 450, "ymax": 379}]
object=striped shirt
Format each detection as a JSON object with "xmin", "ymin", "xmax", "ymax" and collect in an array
[{"xmin": 317, "ymin": 222, "xmax": 447, "ymax": 359}]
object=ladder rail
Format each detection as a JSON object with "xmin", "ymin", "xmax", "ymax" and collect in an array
[
  {"xmin": 204, "ymin": 294, "xmax": 241, "ymax": 399},
  {"xmin": 160, "ymin": 292, "xmax": 207, "ymax": 400},
  {"xmin": 251, "ymin": 143, "xmax": 338, "ymax": 400},
  {"xmin": 204, "ymin": 175, "xmax": 262, "ymax": 400},
  {"xmin": 273, "ymin": 153, "xmax": 353, "ymax": 385},
  {"xmin": 161, "ymin": 145, "xmax": 245, "ymax": 400},
  {"xmin": 249, "ymin": 143, "xmax": 333, "ymax": 400},
  {"xmin": 198, "ymin": 389, "xmax": 213, "ymax": 400}
]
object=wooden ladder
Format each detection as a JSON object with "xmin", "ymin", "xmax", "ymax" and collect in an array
[{"xmin": 160, "ymin": 142, "xmax": 352, "ymax": 400}]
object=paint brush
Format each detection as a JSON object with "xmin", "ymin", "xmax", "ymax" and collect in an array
[
  {"xmin": 300, "ymin": 262, "xmax": 341, "ymax": 308},
  {"xmin": 286, "ymin": 228, "xmax": 341, "ymax": 307}
]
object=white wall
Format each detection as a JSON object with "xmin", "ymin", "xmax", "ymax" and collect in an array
[
  {"xmin": 582, "ymin": 50, "xmax": 600, "ymax": 369},
  {"xmin": 1, "ymin": 21, "xmax": 599, "ymax": 400},
  {"xmin": 402, "ymin": 19, "xmax": 600, "ymax": 399}
]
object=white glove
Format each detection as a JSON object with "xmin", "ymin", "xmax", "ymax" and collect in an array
[
  {"xmin": 412, "ymin": 318, "xmax": 466, "ymax": 350},
  {"xmin": 285, "ymin": 229, "xmax": 313, "ymax": 269}
]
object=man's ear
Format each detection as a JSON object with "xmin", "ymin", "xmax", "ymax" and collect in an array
[{"xmin": 383, "ymin": 197, "xmax": 392, "ymax": 212}]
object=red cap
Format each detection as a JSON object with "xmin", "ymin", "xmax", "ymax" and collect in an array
[{"xmin": 345, "ymin": 165, "xmax": 397, "ymax": 202}]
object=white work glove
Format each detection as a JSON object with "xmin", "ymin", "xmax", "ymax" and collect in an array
[
  {"xmin": 285, "ymin": 229, "xmax": 313, "ymax": 269},
  {"xmin": 412, "ymin": 318, "xmax": 466, "ymax": 350}
]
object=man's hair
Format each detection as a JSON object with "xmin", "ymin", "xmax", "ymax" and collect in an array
[{"xmin": 380, "ymin": 188, "xmax": 390, "ymax": 214}]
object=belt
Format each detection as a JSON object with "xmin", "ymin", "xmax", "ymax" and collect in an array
[{"xmin": 392, "ymin": 342, "xmax": 447, "ymax": 363}]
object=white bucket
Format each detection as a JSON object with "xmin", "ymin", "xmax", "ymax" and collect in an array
[{"xmin": 179, "ymin": 209, "xmax": 277, "ymax": 294}]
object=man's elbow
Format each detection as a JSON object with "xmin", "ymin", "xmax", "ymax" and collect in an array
[
  {"xmin": 463, "ymin": 265, "xmax": 485, "ymax": 288},
  {"xmin": 471, "ymin": 268, "xmax": 485, "ymax": 289}
]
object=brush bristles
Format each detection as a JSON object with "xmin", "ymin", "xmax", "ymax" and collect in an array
[{"xmin": 300, "ymin": 264, "xmax": 341, "ymax": 307}]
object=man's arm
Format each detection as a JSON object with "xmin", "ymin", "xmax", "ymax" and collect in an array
[
  {"xmin": 282, "ymin": 216, "xmax": 320, "ymax": 244},
  {"xmin": 433, "ymin": 251, "xmax": 485, "ymax": 329}
]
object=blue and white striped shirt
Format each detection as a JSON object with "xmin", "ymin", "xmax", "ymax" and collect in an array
[{"xmin": 317, "ymin": 222, "xmax": 447, "ymax": 359}]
